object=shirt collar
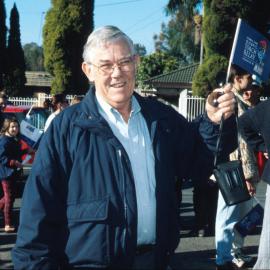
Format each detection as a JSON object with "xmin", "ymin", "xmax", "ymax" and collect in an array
[{"xmin": 96, "ymin": 92, "xmax": 141, "ymax": 121}]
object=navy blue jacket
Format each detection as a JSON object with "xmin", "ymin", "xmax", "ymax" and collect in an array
[
  {"xmin": 0, "ymin": 135, "xmax": 24, "ymax": 180},
  {"xmin": 239, "ymin": 99, "xmax": 270, "ymax": 184},
  {"xmin": 12, "ymin": 89, "xmax": 236, "ymax": 269}
]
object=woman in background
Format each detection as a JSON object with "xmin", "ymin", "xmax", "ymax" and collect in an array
[{"xmin": 0, "ymin": 118, "xmax": 31, "ymax": 232}]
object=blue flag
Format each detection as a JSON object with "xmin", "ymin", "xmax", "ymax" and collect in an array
[{"xmin": 228, "ymin": 19, "xmax": 270, "ymax": 82}]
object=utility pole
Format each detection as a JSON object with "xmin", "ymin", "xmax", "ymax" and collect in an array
[{"xmin": 194, "ymin": 13, "xmax": 203, "ymax": 65}]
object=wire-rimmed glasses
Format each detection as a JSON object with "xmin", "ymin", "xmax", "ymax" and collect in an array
[{"xmin": 89, "ymin": 56, "xmax": 135, "ymax": 75}]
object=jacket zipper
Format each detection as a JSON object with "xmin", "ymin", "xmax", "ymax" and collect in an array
[{"xmin": 118, "ymin": 149, "xmax": 127, "ymax": 249}]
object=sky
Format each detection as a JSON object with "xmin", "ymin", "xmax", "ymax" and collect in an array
[{"xmin": 5, "ymin": 0, "xmax": 170, "ymax": 54}]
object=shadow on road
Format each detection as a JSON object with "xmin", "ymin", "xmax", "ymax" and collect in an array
[{"xmin": 171, "ymin": 248, "xmax": 216, "ymax": 270}]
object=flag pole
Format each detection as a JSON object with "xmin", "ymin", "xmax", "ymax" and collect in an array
[{"xmin": 226, "ymin": 18, "xmax": 242, "ymax": 83}]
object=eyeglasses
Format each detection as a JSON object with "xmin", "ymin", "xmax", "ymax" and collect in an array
[{"xmin": 89, "ymin": 56, "xmax": 135, "ymax": 75}]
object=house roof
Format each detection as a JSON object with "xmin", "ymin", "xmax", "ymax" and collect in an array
[
  {"xmin": 144, "ymin": 63, "xmax": 199, "ymax": 89},
  {"xmin": 25, "ymin": 71, "xmax": 53, "ymax": 87}
]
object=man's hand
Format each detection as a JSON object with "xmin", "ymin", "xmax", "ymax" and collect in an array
[{"xmin": 206, "ymin": 84, "xmax": 236, "ymax": 124}]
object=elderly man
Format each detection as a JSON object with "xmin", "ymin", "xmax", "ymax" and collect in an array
[{"xmin": 12, "ymin": 26, "xmax": 236, "ymax": 270}]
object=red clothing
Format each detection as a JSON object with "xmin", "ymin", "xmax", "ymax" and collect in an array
[
  {"xmin": 256, "ymin": 151, "xmax": 266, "ymax": 177},
  {"xmin": 0, "ymin": 179, "xmax": 15, "ymax": 226}
]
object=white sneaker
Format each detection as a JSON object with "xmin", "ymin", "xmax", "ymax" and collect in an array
[
  {"xmin": 232, "ymin": 257, "xmax": 245, "ymax": 268},
  {"xmin": 232, "ymin": 252, "xmax": 253, "ymax": 268}
]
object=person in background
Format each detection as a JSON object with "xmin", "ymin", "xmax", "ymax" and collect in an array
[
  {"xmin": 0, "ymin": 93, "xmax": 8, "ymax": 128},
  {"xmin": 238, "ymin": 94, "xmax": 270, "ymax": 270},
  {"xmin": 191, "ymin": 77, "xmax": 263, "ymax": 239},
  {"xmin": 191, "ymin": 173, "xmax": 219, "ymax": 237},
  {"xmin": 215, "ymin": 64, "xmax": 259, "ymax": 270},
  {"xmin": 239, "ymin": 80, "xmax": 265, "ymax": 175},
  {"xmin": 43, "ymin": 98, "xmax": 52, "ymax": 112},
  {"xmin": 70, "ymin": 95, "xmax": 84, "ymax": 105},
  {"xmin": 44, "ymin": 93, "xmax": 68, "ymax": 131},
  {"xmin": 12, "ymin": 25, "xmax": 237, "ymax": 270},
  {"xmin": 241, "ymin": 81, "xmax": 261, "ymax": 107},
  {"xmin": 0, "ymin": 118, "xmax": 32, "ymax": 232}
]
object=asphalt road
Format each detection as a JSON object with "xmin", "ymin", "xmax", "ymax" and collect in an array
[{"xmin": 0, "ymin": 179, "xmax": 266, "ymax": 269}]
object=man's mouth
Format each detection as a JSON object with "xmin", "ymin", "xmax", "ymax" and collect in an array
[{"xmin": 110, "ymin": 82, "xmax": 126, "ymax": 88}]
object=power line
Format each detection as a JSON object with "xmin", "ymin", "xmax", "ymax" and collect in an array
[
  {"xmin": 128, "ymin": 16, "xmax": 164, "ymax": 35},
  {"xmin": 124, "ymin": 6, "xmax": 164, "ymax": 32},
  {"xmin": 96, "ymin": 0, "xmax": 143, "ymax": 8},
  {"xmin": 16, "ymin": 0, "xmax": 144, "ymax": 14}
]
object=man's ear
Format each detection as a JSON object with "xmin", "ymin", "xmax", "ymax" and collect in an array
[
  {"xmin": 234, "ymin": 75, "xmax": 241, "ymax": 83},
  {"xmin": 82, "ymin": 62, "xmax": 94, "ymax": 82},
  {"xmin": 234, "ymin": 75, "xmax": 242, "ymax": 88}
]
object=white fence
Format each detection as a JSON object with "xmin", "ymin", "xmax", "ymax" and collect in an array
[
  {"xmin": 8, "ymin": 94, "xmax": 76, "ymax": 107},
  {"xmin": 178, "ymin": 90, "xmax": 269, "ymax": 122},
  {"xmin": 8, "ymin": 97, "xmax": 38, "ymax": 106},
  {"xmin": 179, "ymin": 89, "xmax": 206, "ymax": 121}
]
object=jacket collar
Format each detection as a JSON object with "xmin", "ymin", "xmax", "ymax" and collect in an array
[
  {"xmin": 79, "ymin": 86, "xmax": 168, "ymax": 121},
  {"xmin": 76, "ymin": 86, "xmax": 171, "ymax": 135}
]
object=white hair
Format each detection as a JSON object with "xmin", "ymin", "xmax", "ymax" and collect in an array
[{"xmin": 83, "ymin": 26, "xmax": 136, "ymax": 63}]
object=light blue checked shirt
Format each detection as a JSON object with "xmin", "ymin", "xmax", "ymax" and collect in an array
[{"xmin": 96, "ymin": 93, "xmax": 156, "ymax": 245}]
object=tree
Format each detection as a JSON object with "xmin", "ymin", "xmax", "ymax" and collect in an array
[
  {"xmin": 166, "ymin": 0, "xmax": 201, "ymax": 17},
  {"xmin": 0, "ymin": 0, "xmax": 7, "ymax": 89},
  {"xmin": 192, "ymin": 54, "xmax": 227, "ymax": 96},
  {"xmin": 43, "ymin": 0, "xmax": 94, "ymax": 94},
  {"xmin": 23, "ymin": 43, "xmax": 45, "ymax": 71},
  {"xmin": 154, "ymin": 0, "xmax": 201, "ymax": 65},
  {"xmin": 136, "ymin": 51, "xmax": 178, "ymax": 88},
  {"xmin": 4, "ymin": 3, "xmax": 26, "ymax": 96},
  {"xmin": 134, "ymin": 43, "xmax": 147, "ymax": 57}
]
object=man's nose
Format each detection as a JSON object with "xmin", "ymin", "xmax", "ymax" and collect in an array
[{"xmin": 111, "ymin": 65, "xmax": 122, "ymax": 76}]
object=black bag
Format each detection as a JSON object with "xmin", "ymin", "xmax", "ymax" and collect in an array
[
  {"xmin": 213, "ymin": 160, "xmax": 250, "ymax": 206},
  {"xmin": 213, "ymin": 114, "xmax": 250, "ymax": 206}
]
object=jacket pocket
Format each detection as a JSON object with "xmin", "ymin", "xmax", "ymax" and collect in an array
[{"xmin": 65, "ymin": 197, "xmax": 110, "ymax": 267}]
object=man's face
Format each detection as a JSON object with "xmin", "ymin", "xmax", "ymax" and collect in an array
[
  {"xmin": 82, "ymin": 39, "xmax": 138, "ymax": 110},
  {"xmin": 242, "ymin": 86, "xmax": 260, "ymax": 106},
  {"xmin": 237, "ymin": 74, "xmax": 252, "ymax": 91}
]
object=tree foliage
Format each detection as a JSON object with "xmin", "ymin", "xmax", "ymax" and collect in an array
[
  {"xmin": 166, "ymin": 0, "xmax": 201, "ymax": 17},
  {"xmin": 23, "ymin": 43, "xmax": 44, "ymax": 71},
  {"xmin": 136, "ymin": 51, "xmax": 178, "ymax": 88},
  {"xmin": 154, "ymin": 0, "xmax": 201, "ymax": 65},
  {"xmin": 0, "ymin": 0, "xmax": 7, "ymax": 89},
  {"xmin": 43, "ymin": 0, "xmax": 94, "ymax": 94},
  {"xmin": 4, "ymin": 3, "xmax": 26, "ymax": 96},
  {"xmin": 134, "ymin": 43, "xmax": 147, "ymax": 57},
  {"xmin": 192, "ymin": 54, "xmax": 227, "ymax": 97}
]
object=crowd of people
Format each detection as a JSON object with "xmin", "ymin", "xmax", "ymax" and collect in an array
[
  {"xmin": 0, "ymin": 25, "xmax": 269, "ymax": 270},
  {"xmin": 0, "ymin": 92, "xmax": 79, "ymax": 234}
]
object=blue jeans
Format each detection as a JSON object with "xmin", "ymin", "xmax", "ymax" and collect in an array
[{"xmin": 215, "ymin": 191, "xmax": 252, "ymax": 265}]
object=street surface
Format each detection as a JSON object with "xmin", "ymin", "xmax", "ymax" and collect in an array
[{"xmin": 0, "ymin": 179, "xmax": 266, "ymax": 269}]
